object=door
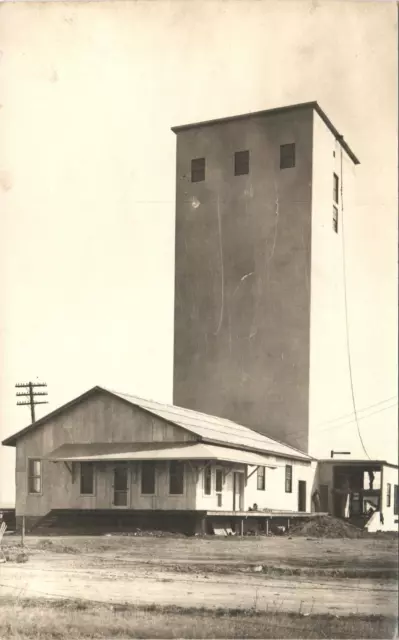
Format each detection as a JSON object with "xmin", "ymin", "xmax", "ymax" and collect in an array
[
  {"xmin": 113, "ymin": 464, "xmax": 129, "ymax": 507},
  {"xmin": 233, "ymin": 472, "xmax": 244, "ymax": 511},
  {"xmin": 319, "ymin": 484, "xmax": 329, "ymax": 512},
  {"xmin": 298, "ymin": 480, "xmax": 307, "ymax": 512}
]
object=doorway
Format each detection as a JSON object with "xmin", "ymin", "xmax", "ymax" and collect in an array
[
  {"xmin": 233, "ymin": 472, "xmax": 244, "ymax": 511},
  {"xmin": 298, "ymin": 480, "xmax": 307, "ymax": 512},
  {"xmin": 319, "ymin": 484, "xmax": 329, "ymax": 512},
  {"xmin": 113, "ymin": 464, "xmax": 129, "ymax": 507}
]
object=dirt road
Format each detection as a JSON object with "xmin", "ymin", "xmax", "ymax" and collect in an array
[{"xmin": 0, "ymin": 553, "xmax": 397, "ymax": 616}]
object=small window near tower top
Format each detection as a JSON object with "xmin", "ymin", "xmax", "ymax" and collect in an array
[
  {"xmin": 234, "ymin": 150, "xmax": 249, "ymax": 176},
  {"xmin": 191, "ymin": 157, "xmax": 205, "ymax": 183},
  {"xmin": 333, "ymin": 205, "xmax": 339, "ymax": 234},
  {"xmin": 333, "ymin": 173, "xmax": 339, "ymax": 203},
  {"xmin": 280, "ymin": 143, "xmax": 295, "ymax": 169}
]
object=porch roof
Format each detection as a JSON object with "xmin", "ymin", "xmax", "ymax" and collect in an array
[{"xmin": 45, "ymin": 442, "xmax": 278, "ymax": 467}]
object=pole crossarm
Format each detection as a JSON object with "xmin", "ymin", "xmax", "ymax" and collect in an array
[{"xmin": 15, "ymin": 381, "xmax": 48, "ymax": 423}]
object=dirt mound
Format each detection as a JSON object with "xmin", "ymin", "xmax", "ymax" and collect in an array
[{"xmin": 287, "ymin": 516, "xmax": 363, "ymax": 539}]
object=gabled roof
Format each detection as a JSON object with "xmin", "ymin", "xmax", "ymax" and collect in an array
[
  {"xmin": 171, "ymin": 100, "xmax": 360, "ymax": 166},
  {"xmin": 2, "ymin": 385, "xmax": 311, "ymax": 461}
]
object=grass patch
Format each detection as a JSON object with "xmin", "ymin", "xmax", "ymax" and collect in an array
[{"xmin": 0, "ymin": 597, "xmax": 397, "ymax": 639}]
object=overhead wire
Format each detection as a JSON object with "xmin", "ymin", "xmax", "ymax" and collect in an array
[{"xmin": 339, "ymin": 145, "xmax": 371, "ymax": 459}]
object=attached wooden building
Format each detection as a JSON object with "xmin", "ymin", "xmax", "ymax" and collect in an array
[{"xmin": 2, "ymin": 386, "xmax": 317, "ymax": 534}]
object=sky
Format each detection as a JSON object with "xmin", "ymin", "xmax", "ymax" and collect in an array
[{"xmin": 0, "ymin": 0, "xmax": 397, "ymax": 505}]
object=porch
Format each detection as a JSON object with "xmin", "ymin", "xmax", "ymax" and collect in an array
[{"xmin": 43, "ymin": 441, "xmax": 278, "ymax": 514}]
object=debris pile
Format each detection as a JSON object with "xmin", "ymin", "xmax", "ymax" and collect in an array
[{"xmin": 287, "ymin": 516, "xmax": 363, "ymax": 539}]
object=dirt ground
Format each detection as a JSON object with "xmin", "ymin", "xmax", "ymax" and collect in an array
[{"xmin": 1, "ymin": 535, "xmax": 397, "ymax": 617}]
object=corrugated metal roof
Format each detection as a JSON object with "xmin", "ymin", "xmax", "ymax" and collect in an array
[
  {"xmin": 3, "ymin": 385, "xmax": 311, "ymax": 462},
  {"xmin": 106, "ymin": 388, "xmax": 310, "ymax": 461},
  {"xmin": 45, "ymin": 442, "xmax": 279, "ymax": 467}
]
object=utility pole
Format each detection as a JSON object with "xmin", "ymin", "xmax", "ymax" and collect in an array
[{"xmin": 16, "ymin": 382, "xmax": 48, "ymax": 423}]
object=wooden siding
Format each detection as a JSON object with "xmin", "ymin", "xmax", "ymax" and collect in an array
[{"xmin": 15, "ymin": 390, "xmax": 196, "ymax": 517}]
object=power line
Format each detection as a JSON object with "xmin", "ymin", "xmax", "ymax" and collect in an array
[
  {"xmin": 317, "ymin": 401, "xmax": 397, "ymax": 435},
  {"xmin": 277, "ymin": 398, "xmax": 397, "ymax": 443},
  {"xmin": 339, "ymin": 147, "xmax": 370, "ymax": 459},
  {"xmin": 313, "ymin": 395, "xmax": 398, "ymax": 429}
]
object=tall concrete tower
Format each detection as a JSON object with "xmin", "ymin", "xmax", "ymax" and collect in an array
[{"xmin": 172, "ymin": 102, "xmax": 359, "ymax": 455}]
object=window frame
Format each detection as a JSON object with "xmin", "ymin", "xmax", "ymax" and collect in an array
[
  {"xmin": 169, "ymin": 460, "xmax": 185, "ymax": 495},
  {"xmin": 191, "ymin": 157, "xmax": 205, "ymax": 183},
  {"xmin": 80, "ymin": 461, "xmax": 95, "ymax": 496},
  {"xmin": 140, "ymin": 461, "xmax": 156, "ymax": 496},
  {"xmin": 215, "ymin": 467, "xmax": 223, "ymax": 507},
  {"xmin": 280, "ymin": 143, "xmax": 296, "ymax": 170},
  {"xmin": 204, "ymin": 465, "xmax": 212, "ymax": 496},
  {"xmin": 386, "ymin": 483, "xmax": 391, "ymax": 508},
  {"xmin": 285, "ymin": 465, "xmax": 293, "ymax": 494},
  {"xmin": 333, "ymin": 205, "xmax": 339, "ymax": 234},
  {"xmin": 257, "ymin": 466, "xmax": 266, "ymax": 491},
  {"xmin": 333, "ymin": 173, "xmax": 339, "ymax": 204},
  {"xmin": 234, "ymin": 150, "xmax": 250, "ymax": 176},
  {"xmin": 27, "ymin": 458, "xmax": 42, "ymax": 495}
]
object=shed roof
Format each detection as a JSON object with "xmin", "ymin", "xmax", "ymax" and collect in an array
[
  {"xmin": 2, "ymin": 385, "xmax": 311, "ymax": 462},
  {"xmin": 45, "ymin": 442, "xmax": 279, "ymax": 467},
  {"xmin": 171, "ymin": 101, "xmax": 360, "ymax": 165},
  {"xmin": 318, "ymin": 459, "xmax": 399, "ymax": 469}
]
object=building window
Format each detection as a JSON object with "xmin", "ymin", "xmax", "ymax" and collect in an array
[
  {"xmin": 204, "ymin": 466, "xmax": 212, "ymax": 495},
  {"xmin": 333, "ymin": 205, "xmax": 339, "ymax": 233},
  {"xmin": 28, "ymin": 459, "xmax": 42, "ymax": 494},
  {"xmin": 215, "ymin": 469, "xmax": 223, "ymax": 493},
  {"xmin": 80, "ymin": 462, "xmax": 94, "ymax": 495},
  {"xmin": 386, "ymin": 483, "xmax": 391, "ymax": 508},
  {"xmin": 191, "ymin": 158, "xmax": 205, "ymax": 183},
  {"xmin": 169, "ymin": 461, "xmax": 184, "ymax": 495},
  {"xmin": 280, "ymin": 143, "xmax": 295, "ymax": 169},
  {"xmin": 333, "ymin": 173, "xmax": 339, "ymax": 203},
  {"xmin": 285, "ymin": 465, "xmax": 293, "ymax": 493},
  {"xmin": 234, "ymin": 150, "xmax": 249, "ymax": 176},
  {"xmin": 257, "ymin": 466, "xmax": 266, "ymax": 491},
  {"xmin": 215, "ymin": 468, "xmax": 223, "ymax": 507},
  {"xmin": 394, "ymin": 485, "xmax": 398, "ymax": 516},
  {"xmin": 141, "ymin": 461, "xmax": 156, "ymax": 495}
]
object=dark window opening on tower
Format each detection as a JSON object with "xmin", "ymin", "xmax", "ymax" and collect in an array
[
  {"xmin": 234, "ymin": 150, "xmax": 249, "ymax": 176},
  {"xmin": 333, "ymin": 173, "xmax": 339, "ymax": 203},
  {"xmin": 333, "ymin": 205, "xmax": 339, "ymax": 233},
  {"xmin": 280, "ymin": 143, "xmax": 295, "ymax": 169},
  {"xmin": 191, "ymin": 158, "xmax": 205, "ymax": 182}
]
